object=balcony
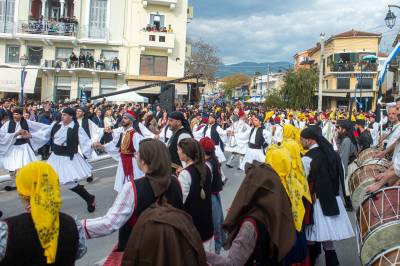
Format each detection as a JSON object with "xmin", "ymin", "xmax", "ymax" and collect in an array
[
  {"xmin": 39, "ymin": 58, "xmax": 123, "ymax": 74},
  {"xmin": 142, "ymin": 0, "xmax": 177, "ymax": 10},
  {"xmin": 17, "ymin": 20, "xmax": 77, "ymax": 37},
  {"xmin": 329, "ymin": 62, "xmax": 378, "ymax": 73},
  {"xmin": 78, "ymin": 26, "xmax": 109, "ymax": 42},
  {"xmin": 139, "ymin": 31, "xmax": 175, "ymax": 54}
]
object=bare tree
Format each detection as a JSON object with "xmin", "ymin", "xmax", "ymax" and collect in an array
[{"xmin": 185, "ymin": 38, "xmax": 221, "ymax": 81}]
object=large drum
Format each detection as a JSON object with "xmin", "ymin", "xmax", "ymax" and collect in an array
[
  {"xmin": 357, "ymin": 148, "xmax": 381, "ymax": 166},
  {"xmin": 357, "ymin": 187, "xmax": 400, "ymax": 265},
  {"xmin": 369, "ymin": 246, "xmax": 400, "ymax": 266},
  {"xmin": 348, "ymin": 164, "xmax": 389, "ymax": 208}
]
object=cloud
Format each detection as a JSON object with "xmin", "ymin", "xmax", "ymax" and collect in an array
[{"xmin": 188, "ymin": 0, "xmax": 395, "ymax": 64}]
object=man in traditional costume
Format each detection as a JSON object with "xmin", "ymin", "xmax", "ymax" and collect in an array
[
  {"xmin": 225, "ymin": 110, "xmax": 249, "ymax": 169},
  {"xmin": 166, "ymin": 111, "xmax": 193, "ymax": 169},
  {"xmin": 300, "ymin": 127, "xmax": 354, "ymax": 266},
  {"xmin": 239, "ymin": 114, "xmax": 272, "ymax": 170},
  {"xmin": 34, "ymin": 108, "xmax": 97, "ymax": 213},
  {"xmin": 193, "ymin": 113, "xmax": 227, "ymax": 163},
  {"xmin": 75, "ymin": 106, "xmax": 105, "ymax": 182},
  {"xmin": 0, "ymin": 107, "xmax": 49, "ymax": 191},
  {"xmin": 95, "ymin": 113, "xmax": 145, "ymax": 193}
]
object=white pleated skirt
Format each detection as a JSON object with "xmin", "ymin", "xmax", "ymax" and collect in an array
[
  {"xmin": 47, "ymin": 153, "xmax": 92, "ymax": 185},
  {"xmin": 215, "ymin": 145, "xmax": 226, "ymax": 163},
  {"xmin": 2, "ymin": 144, "xmax": 37, "ymax": 171},
  {"xmin": 114, "ymin": 158, "xmax": 144, "ymax": 193},
  {"xmin": 305, "ymin": 196, "xmax": 355, "ymax": 242},
  {"xmin": 225, "ymin": 143, "xmax": 248, "ymax": 155},
  {"xmin": 239, "ymin": 148, "xmax": 265, "ymax": 170}
]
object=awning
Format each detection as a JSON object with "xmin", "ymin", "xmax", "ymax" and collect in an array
[
  {"xmin": 105, "ymin": 85, "xmax": 149, "ymax": 103},
  {"xmin": 0, "ymin": 68, "xmax": 38, "ymax": 93}
]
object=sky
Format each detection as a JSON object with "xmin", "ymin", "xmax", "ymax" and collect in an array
[{"xmin": 188, "ymin": 0, "xmax": 397, "ymax": 64}]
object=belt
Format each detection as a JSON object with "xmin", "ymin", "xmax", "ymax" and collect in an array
[
  {"xmin": 14, "ymin": 139, "xmax": 29, "ymax": 146},
  {"xmin": 248, "ymin": 143, "xmax": 262, "ymax": 149}
]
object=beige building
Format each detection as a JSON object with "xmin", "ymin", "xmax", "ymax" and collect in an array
[
  {"xmin": 294, "ymin": 29, "xmax": 381, "ymax": 111},
  {"xmin": 0, "ymin": 0, "xmax": 193, "ymax": 103}
]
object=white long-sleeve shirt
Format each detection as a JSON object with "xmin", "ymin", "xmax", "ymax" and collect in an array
[{"xmin": 82, "ymin": 181, "xmax": 135, "ymax": 238}]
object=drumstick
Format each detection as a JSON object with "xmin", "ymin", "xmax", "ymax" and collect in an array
[{"xmin": 171, "ymin": 163, "xmax": 181, "ymax": 169}]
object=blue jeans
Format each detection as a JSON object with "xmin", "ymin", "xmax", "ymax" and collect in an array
[{"xmin": 212, "ymin": 193, "xmax": 226, "ymax": 254}]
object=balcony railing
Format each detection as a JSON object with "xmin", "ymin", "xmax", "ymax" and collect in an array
[
  {"xmin": 330, "ymin": 62, "xmax": 378, "ymax": 72},
  {"xmin": 142, "ymin": 0, "xmax": 177, "ymax": 9},
  {"xmin": 140, "ymin": 31, "xmax": 174, "ymax": 52},
  {"xmin": 18, "ymin": 20, "xmax": 77, "ymax": 36},
  {"xmin": 41, "ymin": 59, "xmax": 122, "ymax": 72}
]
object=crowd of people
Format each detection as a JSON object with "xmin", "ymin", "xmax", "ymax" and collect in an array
[{"xmin": 0, "ymin": 96, "xmax": 400, "ymax": 266}]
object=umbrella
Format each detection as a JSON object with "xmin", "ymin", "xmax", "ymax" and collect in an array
[{"xmin": 362, "ymin": 55, "xmax": 378, "ymax": 62}]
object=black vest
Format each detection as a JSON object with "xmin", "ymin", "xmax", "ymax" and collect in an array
[
  {"xmin": 184, "ymin": 164, "xmax": 214, "ymax": 241},
  {"xmin": 168, "ymin": 127, "xmax": 192, "ymax": 166},
  {"xmin": 203, "ymin": 124, "xmax": 224, "ymax": 151},
  {"xmin": 244, "ymin": 218, "xmax": 280, "ymax": 266},
  {"xmin": 8, "ymin": 119, "xmax": 30, "ymax": 146},
  {"xmin": 1, "ymin": 213, "xmax": 79, "ymax": 266},
  {"xmin": 117, "ymin": 177, "xmax": 183, "ymax": 251},
  {"xmin": 163, "ymin": 125, "xmax": 170, "ymax": 143},
  {"xmin": 132, "ymin": 120, "xmax": 143, "ymax": 135},
  {"xmin": 207, "ymin": 157, "xmax": 223, "ymax": 193},
  {"xmin": 79, "ymin": 117, "xmax": 91, "ymax": 138},
  {"xmin": 305, "ymin": 147, "xmax": 340, "ymax": 216},
  {"xmin": 249, "ymin": 127, "xmax": 267, "ymax": 149},
  {"xmin": 51, "ymin": 122, "xmax": 79, "ymax": 160}
]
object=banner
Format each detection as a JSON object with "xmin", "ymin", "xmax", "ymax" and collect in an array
[{"xmin": 0, "ymin": 68, "xmax": 38, "ymax": 93}]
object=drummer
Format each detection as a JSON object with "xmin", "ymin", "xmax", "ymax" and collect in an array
[{"xmin": 374, "ymin": 106, "xmax": 400, "ymax": 159}]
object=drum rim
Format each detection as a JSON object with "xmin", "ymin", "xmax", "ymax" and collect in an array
[
  {"xmin": 358, "ymin": 186, "xmax": 400, "ymax": 206},
  {"xmin": 367, "ymin": 245, "xmax": 400, "ymax": 266},
  {"xmin": 360, "ymin": 219, "xmax": 400, "ymax": 244}
]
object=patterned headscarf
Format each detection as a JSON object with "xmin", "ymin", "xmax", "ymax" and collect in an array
[
  {"xmin": 266, "ymin": 144, "xmax": 310, "ymax": 232},
  {"xmin": 16, "ymin": 162, "xmax": 62, "ymax": 264}
]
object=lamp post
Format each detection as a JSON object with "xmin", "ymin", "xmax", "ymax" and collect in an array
[
  {"xmin": 19, "ymin": 55, "xmax": 28, "ymax": 106},
  {"xmin": 385, "ymin": 5, "xmax": 399, "ymax": 29},
  {"xmin": 54, "ymin": 63, "xmax": 61, "ymax": 102}
]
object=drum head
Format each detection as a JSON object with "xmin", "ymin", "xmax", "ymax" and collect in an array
[{"xmin": 360, "ymin": 222, "xmax": 400, "ymax": 265}]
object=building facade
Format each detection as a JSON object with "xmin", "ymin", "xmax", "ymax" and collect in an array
[
  {"xmin": 294, "ymin": 29, "xmax": 381, "ymax": 111},
  {"xmin": 250, "ymin": 72, "xmax": 285, "ymax": 97},
  {"xmin": 0, "ymin": 0, "xmax": 192, "ymax": 103}
]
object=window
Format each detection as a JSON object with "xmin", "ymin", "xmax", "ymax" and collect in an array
[
  {"xmin": 89, "ymin": 0, "xmax": 108, "ymax": 38},
  {"xmin": 56, "ymin": 48, "xmax": 73, "ymax": 60},
  {"xmin": 149, "ymin": 35, "xmax": 155, "ymax": 41},
  {"xmin": 28, "ymin": 46, "xmax": 43, "ymax": 65},
  {"xmin": 102, "ymin": 50, "xmax": 118, "ymax": 60},
  {"xmin": 55, "ymin": 76, "xmax": 72, "ymax": 102},
  {"xmin": 6, "ymin": 45, "xmax": 19, "ymax": 63},
  {"xmin": 140, "ymin": 55, "xmax": 167, "ymax": 76},
  {"xmin": 100, "ymin": 78, "xmax": 117, "ymax": 94},
  {"xmin": 337, "ymin": 78, "xmax": 350, "ymax": 90},
  {"xmin": 79, "ymin": 77, "xmax": 93, "ymax": 98},
  {"xmin": 150, "ymin": 14, "xmax": 164, "ymax": 30},
  {"xmin": 357, "ymin": 78, "xmax": 373, "ymax": 90},
  {"xmin": 159, "ymin": 36, "xmax": 165, "ymax": 42},
  {"xmin": 0, "ymin": 0, "xmax": 16, "ymax": 33}
]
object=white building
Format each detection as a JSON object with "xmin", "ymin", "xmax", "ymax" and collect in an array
[
  {"xmin": 251, "ymin": 72, "xmax": 285, "ymax": 96},
  {"xmin": 0, "ymin": 0, "xmax": 193, "ymax": 103}
]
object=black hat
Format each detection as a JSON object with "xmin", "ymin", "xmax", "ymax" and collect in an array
[
  {"xmin": 76, "ymin": 106, "xmax": 88, "ymax": 113},
  {"xmin": 62, "ymin": 107, "xmax": 76, "ymax": 118},
  {"xmin": 12, "ymin": 108, "xmax": 23, "ymax": 115},
  {"xmin": 168, "ymin": 111, "xmax": 185, "ymax": 121}
]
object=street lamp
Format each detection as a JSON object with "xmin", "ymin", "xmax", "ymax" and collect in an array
[
  {"xmin": 54, "ymin": 62, "xmax": 61, "ymax": 102},
  {"xmin": 19, "ymin": 55, "xmax": 28, "ymax": 106},
  {"xmin": 385, "ymin": 5, "xmax": 400, "ymax": 29}
]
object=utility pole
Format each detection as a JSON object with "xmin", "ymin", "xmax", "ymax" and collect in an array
[
  {"xmin": 266, "ymin": 64, "xmax": 270, "ymax": 96},
  {"xmin": 318, "ymin": 33, "xmax": 325, "ymax": 112}
]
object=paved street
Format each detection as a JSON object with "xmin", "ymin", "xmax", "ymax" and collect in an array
[{"xmin": 0, "ymin": 157, "xmax": 360, "ymax": 266}]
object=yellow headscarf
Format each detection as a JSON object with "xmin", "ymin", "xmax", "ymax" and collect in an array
[
  {"xmin": 266, "ymin": 144, "xmax": 308, "ymax": 232},
  {"xmin": 16, "ymin": 162, "xmax": 62, "ymax": 264},
  {"xmin": 282, "ymin": 125, "xmax": 311, "ymax": 204}
]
